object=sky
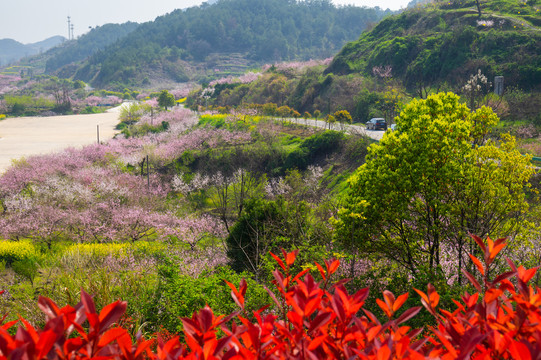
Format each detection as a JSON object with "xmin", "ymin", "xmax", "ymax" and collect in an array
[{"xmin": 0, "ymin": 0, "xmax": 410, "ymax": 44}]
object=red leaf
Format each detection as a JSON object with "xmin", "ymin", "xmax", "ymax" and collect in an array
[
  {"xmin": 263, "ymin": 286, "xmax": 282, "ymax": 308},
  {"xmin": 134, "ymin": 339, "xmax": 154, "ymax": 359},
  {"xmin": 393, "ymin": 292, "xmax": 409, "ymax": 312},
  {"xmin": 315, "ymin": 262, "xmax": 326, "ymax": 280},
  {"xmin": 492, "ymin": 271, "xmax": 515, "ymax": 285},
  {"xmin": 98, "ymin": 301, "xmax": 127, "ymax": 333},
  {"xmin": 283, "ymin": 249, "xmax": 298, "ymax": 267},
  {"xmin": 488, "ymin": 243, "xmax": 506, "ymax": 262},
  {"xmin": 37, "ymin": 297, "xmax": 61, "ymax": 320},
  {"xmin": 395, "ymin": 306, "xmax": 421, "ymax": 325},
  {"xmin": 383, "ymin": 290, "xmax": 396, "ymax": 310},
  {"xmin": 469, "ymin": 254, "xmax": 485, "ymax": 276},
  {"xmin": 461, "ymin": 269, "xmax": 482, "ymax": 292},
  {"xmin": 376, "ymin": 298, "xmax": 392, "ymax": 318},
  {"xmin": 308, "ymin": 312, "xmax": 332, "ymax": 334},
  {"xmin": 327, "ymin": 259, "xmax": 340, "ymax": 275},
  {"xmin": 484, "ymin": 288, "xmax": 502, "ymax": 304},
  {"xmin": 97, "ymin": 327, "xmax": 128, "ymax": 347},
  {"xmin": 19, "ymin": 317, "xmax": 39, "ymax": 343},
  {"xmin": 1, "ymin": 319, "xmax": 18, "ymax": 331},
  {"xmin": 292, "ymin": 268, "xmax": 310, "ymax": 285},
  {"xmin": 36, "ymin": 330, "xmax": 57, "ymax": 359},
  {"xmin": 413, "ymin": 288, "xmax": 429, "ymax": 305},
  {"xmin": 80, "ymin": 289, "xmax": 96, "ymax": 315},
  {"xmin": 509, "ymin": 341, "xmax": 531, "ymax": 360},
  {"xmin": 224, "ymin": 280, "xmax": 243, "ymax": 309},
  {"xmin": 269, "ymin": 252, "xmax": 286, "ymax": 271},
  {"xmin": 517, "ymin": 266, "xmax": 537, "ymax": 284},
  {"xmin": 470, "ymin": 234, "xmax": 486, "ymax": 253}
]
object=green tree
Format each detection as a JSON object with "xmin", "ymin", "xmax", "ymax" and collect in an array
[
  {"xmin": 158, "ymin": 90, "xmax": 175, "ymax": 110},
  {"xmin": 277, "ymin": 105, "xmax": 292, "ymax": 119},
  {"xmin": 333, "ymin": 110, "xmax": 353, "ymax": 130},
  {"xmin": 335, "ymin": 92, "xmax": 534, "ymax": 281},
  {"xmin": 119, "ymin": 102, "xmax": 151, "ymax": 125},
  {"xmin": 325, "ymin": 114, "xmax": 336, "ymax": 130}
]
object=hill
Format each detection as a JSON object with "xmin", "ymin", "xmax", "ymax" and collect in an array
[
  {"xmin": 44, "ymin": 22, "xmax": 139, "ymax": 75},
  {"xmin": 60, "ymin": 0, "xmax": 391, "ymax": 88},
  {"xmin": 0, "ymin": 36, "xmax": 65, "ymax": 66},
  {"xmin": 186, "ymin": 0, "xmax": 540, "ymax": 125},
  {"xmin": 326, "ymin": 0, "xmax": 541, "ymax": 93}
]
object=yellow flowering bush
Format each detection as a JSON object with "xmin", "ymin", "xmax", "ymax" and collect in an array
[{"xmin": 0, "ymin": 240, "xmax": 40, "ymax": 265}]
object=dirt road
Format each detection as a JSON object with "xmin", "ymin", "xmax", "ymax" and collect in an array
[{"xmin": 0, "ymin": 108, "xmax": 121, "ymax": 173}]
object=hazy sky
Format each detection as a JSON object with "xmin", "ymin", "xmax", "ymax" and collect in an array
[{"xmin": 1, "ymin": 0, "xmax": 410, "ymax": 44}]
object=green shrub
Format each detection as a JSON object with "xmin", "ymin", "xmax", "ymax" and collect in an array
[
  {"xmin": 151, "ymin": 263, "xmax": 269, "ymax": 333},
  {"xmin": 300, "ymin": 130, "xmax": 345, "ymax": 159},
  {"xmin": 284, "ymin": 147, "xmax": 309, "ymax": 170}
]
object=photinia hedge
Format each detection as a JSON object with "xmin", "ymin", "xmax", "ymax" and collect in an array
[{"xmin": 0, "ymin": 235, "xmax": 539, "ymax": 359}]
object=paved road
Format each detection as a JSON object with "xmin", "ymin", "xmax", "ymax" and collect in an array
[
  {"xmin": 288, "ymin": 118, "xmax": 386, "ymax": 141},
  {"xmin": 0, "ymin": 106, "xmax": 123, "ymax": 173}
]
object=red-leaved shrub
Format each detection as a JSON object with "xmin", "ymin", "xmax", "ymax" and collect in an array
[{"xmin": 0, "ymin": 236, "xmax": 539, "ymax": 359}]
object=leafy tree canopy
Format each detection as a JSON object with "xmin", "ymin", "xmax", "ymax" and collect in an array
[
  {"xmin": 335, "ymin": 92, "xmax": 535, "ymax": 280},
  {"xmin": 158, "ymin": 90, "xmax": 175, "ymax": 110}
]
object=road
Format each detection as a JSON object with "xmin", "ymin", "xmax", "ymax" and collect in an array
[
  {"xmin": 0, "ymin": 106, "xmax": 123, "ymax": 173},
  {"xmin": 287, "ymin": 117, "xmax": 386, "ymax": 141}
]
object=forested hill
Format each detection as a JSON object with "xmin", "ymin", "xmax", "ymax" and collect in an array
[
  {"xmin": 326, "ymin": 0, "xmax": 541, "ymax": 93},
  {"xmin": 44, "ymin": 22, "xmax": 139, "ymax": 74},
  {"xmin": 68, "ymin": 0, "xmax": 391, "ymax": 87}
]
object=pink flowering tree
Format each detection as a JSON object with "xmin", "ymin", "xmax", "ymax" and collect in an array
[{"xmin": 161, "ymin": 214, "xmax": 227, "ymax": 250}]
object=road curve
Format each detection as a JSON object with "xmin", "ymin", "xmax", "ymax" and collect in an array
[
  {"xmin": 288, "ymin": 117, "xmax": 386, "ymax": 141},
  {"xmin": 0, "ymin": 107, "xmax": 122, "ymax": 173}
]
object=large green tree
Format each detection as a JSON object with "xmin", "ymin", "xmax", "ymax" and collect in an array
[
  {"xmin": 335, "ymin": 92, "xmax": 534, "ymax": 281},
  {"xmin": 158, "ymin": 90, "xmax": 175, "ymax": 110}
]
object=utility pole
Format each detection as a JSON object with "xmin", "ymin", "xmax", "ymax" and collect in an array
[
  {"xmin": 71, "ymin": 23, "xmax": 74, "ymax": 40},
  {"xmin": 67, "ymin": 16, "xmax": 71, "ymax": 40}
]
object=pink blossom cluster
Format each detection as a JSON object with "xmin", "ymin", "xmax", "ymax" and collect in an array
[
  {"xmin": 209, "ymin": 72, "xmax": 262, "ymax": 87},
  {"xmin": 0, "ymin": 155, "xmax": 228, "ymax": 244},
  {"xmin": 170, "ymin": 245, "xmax": 228, "ymax": 277},
  {"xmin": 144, "ymin": 98, "xmax": 159, "ymax": 108},
  {"xmin": 138, "ymin": 106, "xmax": 196, "ymax": 128},
  {"xmin": 264, "ymin": 165, "xmax": 323, "ymax": 199},
  {"xmin": 0, "ymin": 74, "xmax": 22, "ymax": 95},
  {"xmin": 84, "ymin": 96, "xmax": 104, "ymax": 106},
  {"xmin": 161, "ymin": 214, "xmax": 227, "ymax": 249},
  {"xmin": 261, "ymin": 58, "xmax": 333, "ymax": 73},
  {"xmin": 153, "ymin": 128, "xmax": 251, "ymax": 161},
  {"xmin": 169, "ymin": 87, "xmax": 192, "ymax": 99},
  {"xmin": 0, "ymin": 97, "xmax": 258, "ymax": 246},
  {"xmin": 172, "ymin": 172, "xmax": 211, "ymax": 194}
]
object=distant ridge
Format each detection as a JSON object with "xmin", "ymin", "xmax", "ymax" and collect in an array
[{"xmin": 0, "ymin": 36, "xmax": 65, "ymax": 66}]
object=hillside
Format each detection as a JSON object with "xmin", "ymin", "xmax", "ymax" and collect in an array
[
  {"xmin": 63, "ymin": 0, "xmax": 391, "ymax": 88},
  {"xmin": 326, "ymin": 0, "xmax": 541, "ymax": 93},
  {"xmin": 186, "ymin": 0, "xmax": 540, "ymax": 126},
  {"xmin": 44, "ymin": 22, "xmax": 139, "ymax": 75},
  {"xmin": 0, "ymin": 36, "xmax": 64, "ymax": 66}
]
